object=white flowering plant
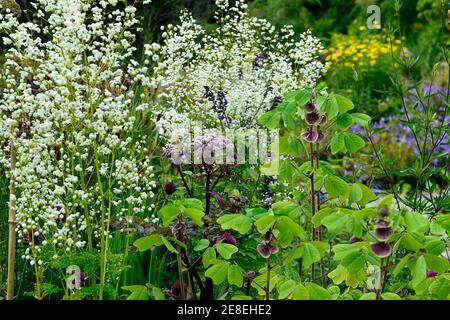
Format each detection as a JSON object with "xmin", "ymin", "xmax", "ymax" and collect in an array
[
  {"xmin": 145, "ymin": 0, "xmax": 326, "ymax": 145},
  {"xmin": 0, "ymin": 0, "xmax": 158, "ymax": 299}
]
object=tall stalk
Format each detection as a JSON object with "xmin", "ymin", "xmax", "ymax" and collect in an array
[
  {"xmin": 202, "ymin": 165, "xmax": 214, "ymax": 300},
  {"xmin": 309, "ymin": 141, "xmax": 316, "ymax": 282},
  {"xmin": 7, "ymin": 141, "xmax": 17, "ymax": 300},
  {"xmin": 265, "ymin": 257, "xmax": 271, "ymax": 301}
]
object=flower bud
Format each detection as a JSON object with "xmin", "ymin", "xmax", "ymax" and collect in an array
[
  {"xmin": 305, "ymin": 102, "xmax": 316, "ymax": 112},
  {"xmin": 380, "ymin": 205, "xmax": 389, "ymax": 217},
  {"xmin": 301, "ymin": 129, "xmax": 318, "ymax": 143},
  {"xmin": 257, "ymin": 243, "xmax": 279, "ymax": 258},
  {"xmin": 164, "ymin": 181, "xmax": 176, "ymax": 195},
  {"xmin": 317, "ymin": 131, "xmax": 325, "ymax": 143},
  {"xmin": 370, "ymin": 242, "xmax": 391, "ymax": 258},
  {"xmin": 306, "ymin": 111, "xmax": 320, "ymax": 125}
]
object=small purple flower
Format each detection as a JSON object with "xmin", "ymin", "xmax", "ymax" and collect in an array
[
  {"xmin": 380, "ymin": 206, "xmax": 389, "ymax": 217},
  {"xmin": 305, "ymin": 102, "xmax": 316, "ymax": 112},
  {"xmin": 301, "ymin": 129, "xmax": 318, "ymax": 143},
  {"xmin": 371, "ymin": 242, "xmax": 392, "ymax": 258},
  {"xmin": 319, "ymin": 114, "xmax": 327, "ymax": 125},
  {"xmin": 316, "ymin": 131, "xmax": 325, "ymax": 143},
  {"xmin": 171, "ymin": 282, "xmax": 188, "ymax": 298},
  {"xmin": 306, "ymin": 112, "xmax": 320, "ymax": 125},
  {"xmin": 263, "ymin": 231, "xmax": 275, "ymax": 243},
  {"xmin": 257, "ymin": 243, "xmax": 279, "ymax": 258},
  {"xmin": 375, "ymin": 226, "xmax": 393, "ymax": 241},
  {"xmin": 320, "ymin": 192, "xmax": 327, "ymax": 204},
  {"xmin": 245, "ymin": 270, "xmax": 256, "ymax": 280},
  {"xmin": 22, "ymin": 229, "xmax": 43, "ymax": 246},
  {"xmin": 164, "ymin": 181, "xmax": 177, "ymax": 195},
  {"xmin": 349, "ymin": 237, "xmax": 364, "ymax": 244},
  {"xmin": 426, "ymin": 270, "xmax": 438, "ymax": 278},
  {"xmin": 212, "ymin": 232, "xmax": 237, "ymax": 245}
]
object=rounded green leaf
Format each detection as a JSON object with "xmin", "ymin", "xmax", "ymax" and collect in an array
[
  {"xmin": 216, "ymin": 242, "xmax": 238, "ymax": 260},
  {"xmin": 325, "ymin": 175, "xmax": 348, "ymax": 198},
  {"xmin": 217, "ymin": 214, "xmax": 252, "ymax": 235},
  {"xmin": 205, "ymin": 261, "xmax": 230, "ymax": 285},
  {"xmin": 228, "ymin": 265, "xmax": 244, "ymax": 287},
  {"xmin": 305, "ymin": 282, "xmax": 332, "ymax": 300}
]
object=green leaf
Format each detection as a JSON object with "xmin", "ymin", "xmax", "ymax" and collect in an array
[
  {"xmin": 359, "ymin": 293, "xmax": 376, "ymax": 300},
  {"xmin": 330, "ymin": 132, "xmax": 346, "ymax": 154},
  {"xmin": 433, "ymin": 214, "xmax": 450, "ymax": 232},
  {"xmin": 393, "ymin": 253, "xmax": 411, "ymax": 276},
  {"xmin": 260, "ymin": 160, "xmax": 279, "ymax": 176},
  {"xmin": 404, "ymin": 211, "xmax": 429, "ymax": 234},
  {"xmin": 423, "ymin": 254, "xmax": 450, "ymax": 274},
  {"xmin": 217, "ymin": 214, "xmax": 253, "ymax": 235},
  {"xmin": 400, "ymin": 233, "xmax": 424, "ymax": 252},
  {"xmin": 425, "ymin": 238, "xmax": 445, "ymax": 255},
  {"xmin": 295, "ymin": 89, "xmax": 312, "ymax": 106},
  {"xmin": 277, "ymin": 216, "xmax": 305, "ymax": 238},
  {"xmin": 343, "ymin": 133, "xmax": 365, "ymax": 154},
  {"xmin": 305, "ymin": 282, "xmax": 332, "ymax": 300},
  {"xmin": 381, "ymin": 292, "xmax": 402, "ymax": 300},
  {"xmin": 328, "ymin": 264, "xmax": 347, "ymax": 285},
  {"xmin": 193, "ymin": 239, "xmax": 210, "ymax": 251},
  {"xmin": 324, "ymin": 175, "xmax": 348, "ymax": 198},
  {"xmin": 227, "ymin": 265, "xmax": 243, "ymax": 287},
  {"xmin": 348, "ymin": 184, "xmax": 363, "ymax": 205},
  {"xmin": 159, "ymin": 205, "xmax": 180, "ymax": 227},
  {"xmin": 410, "ymin": 256, "xmax": 427, "ymax": 290},
  {"xmin": 122, "ymin": 285, "xmax": 149, "ymax": 300},
  {"xmin": 279, "ymin": 160, "xmax": 293, "ymax": 183},
  {"xmin": 180, "ymin": 198, "xmax": 203, "ymax": 210},
  {"xmin": 216, "ymin": 243, "xmax": 238, "ymax": 260},
  {"xmin": 335, "ymin": 94, "xmax": 354, "ymax": 113},
  {"xmin": 278, "ymin": 279, "xmax": 297, "ymax": 299},
  {"xmin": 203, "ymin": 247, "xmax": 217, "ymax": 268},
  {"xmin": 205, "ymin": 261, "xmax": 230, "ymax": 285},
  {"xmin": 255, "ymin": 215, "xmax": 276, "ymax": 234},
  {"xmin": 325, "ymin": 96, "xmax": 339, "ymax": 119},
  {"xmin": 351, "ymin": 113, "xmax": 371, "ymax": 127},
  {"xmin": 430, "ymin": 221, "xmax": 446, "ymax": 235},
  {"xmin": 429, "ymin": 275, "xmax": 450, "ymax": 299},
  {"xmin": 161, "ymin": 237, "xmax": 178, "ymax": 254},
  {"xmin": 152, "ymin": 287, "xmax": 165, "ymax": 300},
  {"xmin": 282, "ymin": 112, "xmax": 296, "ymax": 131},
  {"xmin": 312, "ymin": 208, "xmax": 333, "ymax": 227},
  {"xmin": 272, "ymin": 201, "xmax": 302, "ymax": 218},
  {"xmin": 259, "ymin": 110, "xmax": 281, "ymax": 130},
  {"xmin": 292, "ymin": 284, "xmax": 310, "ymax": 300},
  {"xmin": 319, "ymin": 161, "xmax": 335, "ymax": 174},
  {"xmin": 134, "ymin": 234, "xmax": 163, "ymax": 252},
  {"xmin": 333, "ymin": 244, "xmax": 360, "ymax": 261},
  {"xmin": 184, "ymin": 207, "xmax": 205, "ymax": 227},
  {"xmin": 336, "ymin": 113, "xmax": 354, "ymax": 130},
  {"xmin": 356, "ymin": 183, "xmax": 377, "ymax": 206},
  {"xmin": 231, "ymin": 295, "xmax": 253, "ymax": 300},
  {"xmin": 341, "ymin": 250, "xmax": 365, "ymax": 273},
  {"xmin": 322, "ymin": 212, "xmax": 350, "ymax": 235},
  {"xmin": 301, "ymin": 242, "xmax": 321, "ymax": 270}
]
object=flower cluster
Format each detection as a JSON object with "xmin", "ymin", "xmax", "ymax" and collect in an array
[
  {"xmin": 351, "ymin": 84, "xmax": 450, "ymax": 169},
  {"xmin": 301, "ymin": 102, "xmax": 326, "ymax": 143},
  {"xmin": 257, "ymin": 230, "xmax": 279, "ymax": 258},
  {"xmin": 324, "ymin": 33, "xmax": 401, "ymax": 71},
  {"xmin": 370, "ymin": 206, "xmax": 393, "ymax": 258},
  {"xmin": 145, "ymin": 0, "xmax": 326, "ymax": 142}
]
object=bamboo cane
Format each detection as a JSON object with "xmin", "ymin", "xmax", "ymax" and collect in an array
[{"xmin": 7, "ymin": 141, "xmax": 17, "ymax": 300}]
